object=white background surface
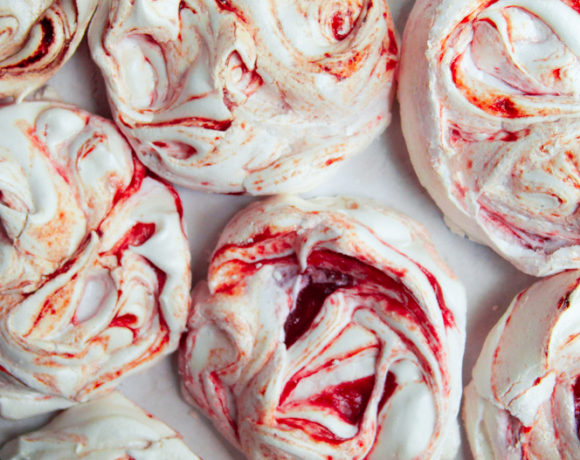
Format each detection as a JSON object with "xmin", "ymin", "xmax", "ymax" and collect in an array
[{"xmin": 0, "ymin": 1, "xmax": 536, "ymax": 459}]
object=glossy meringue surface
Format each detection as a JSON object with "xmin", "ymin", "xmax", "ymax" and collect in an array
[
  {"xmin": 399, "ymin": 0, "xmax": 580, "ymax": 276},
  {"xmin": 0, "ymin": 392, "xmax": 201, "ymax": 459},
  {"xmin": 180, "ymin": 195, "xmax": 466, "ymax": 459},
  {"xmin": 0, "ymin": 101, "xmax": 191, "ymax": 419},
  {"xmin": 464, "ymin": 270, "xmax": 580, "ymax": 459},
  {"xmin": 0, "ymin": 1, "xmax": 97, "ymax": 100},
  {"xmin": 89, "ymin": 0, "xmax": 398, "ymax": 194}
]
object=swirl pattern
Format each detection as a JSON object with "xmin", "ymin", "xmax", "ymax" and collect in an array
[
  {"xmin": 399, "ymin": 0, "xmax": 580, "ymax": 276},
  {"xmin": 179, "ymin": 196, "xmax": 465, "ymax": 459},
  {"xmin": 0, "ymin": 101, "xmax": 191, "ymax": 419},
  {"xmin": 0, "ymin": 1, "xmax": 97, "ymax": 100},
  {"xmin": 89, "ymin": 0, "xmax": 398, "ymax": 194},
  {"xmin": 0, "ymin": 392, "xmax": 200, "ymax": 459},
  {"xmin": 464, "ymin": 269, "xmax": 580, "ymax": 459}
]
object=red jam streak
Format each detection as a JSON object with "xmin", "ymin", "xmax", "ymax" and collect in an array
[
  {"xmin": 332, "ymin": 12, "xmax": 353, "ymax": 41},
  {"xmin": 213, "ymin": 228, "xmax": 293, "ymax": 260},
  {"xmin": 478, "ymin": 205, "xmax": 556, "ymax": 251},
  {"xmin": 5, "ymin": 17, "xmax": 54, "ymax": 70},
  {"xmin": 564, "ymin": 0, "xmax": 580, "ymax": 15},
  {"xmin": 278, "ymin": 374, "xmax": 397, "ymax": 445},
  {"xmin": 89, "ymin": 325, "xmax": 170, "ymax": 393},
  {"xmin": 107, "ymin": 222, "xmax": 156, "ymax": 263},
  {"xmin": 304, "ymin": 249, "xmax": 448, "ymax": 359},
  {"xmin": 450, "ymin": 56, "xmax": 527, "ymax": 119},
  {"xmin": 212, "ymin": 230, "xmax": 298, "ymax": 294},
  {"xmin": 110, "ymin": 313, "xmax": 138, "ymax": 329},
  {"xmin": 388, "ymin": 29, "xmax": 398, "ymax": 56},
  {"xmin": 279, "ymin": 417, "xmax": 346, "ymax": 444},
  {"xmin": 378, "ymin": 371, "xmax": 398, "ymax": 411},
  {"xmin": 489, "ymin": 97, "xmax": 521, "ymax": 118},
  {"xmin": 574, "ymin": 376, "xmax": 580, "ymax": 439},
  {"xmin": 215, "ymin": 0, "xmax": 236, "ymax": 13},
  {"xmin": 284, "ymin": 268, "xmax": 353, "ymax": 347},
  {"xmin": 215, "ymin": 0, "xmax": 248, "ymax": 23},
  {"xmin": 448, "ymin": 125, "xmax": 530, "ymax": 145},
  {"xmin": 309, "ymin": 375, "xmax": 375, "ymax": 425},
  {"xmin": 416, "ymin": 265, "xmax": 454, "ymax": 328},
  {"xmin": 152, "ymin": 140, "xmax": 198, "ymax": 160},
  {"xmin": 148, "ymin": 258, "xmax": 167, "ymax": 295},
  {"xmin": 126, "ymin": 115, "xmax": 232, "ymax": 132},
  {"xmin": 112, "ymin": 159, "xmax": 146, "ymax": 206}
]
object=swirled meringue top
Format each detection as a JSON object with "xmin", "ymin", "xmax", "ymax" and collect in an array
[
  {"xmin": 89, "ymin": 0, "xmax": 398, "ymax": 194},
  {"xmin": 463, "ymin": 270, "xmax": 580, "ymax": 459},
  {"xmin": 0, "ymin": 1, "xmax": 97, "ymax": 100},
  {"xmin": 0, "ymin": 392, "xmax": 200, "ymax": 459},
  {"xmin": 0, "ymin": 101, "xmax": 191, "ymax": 419},
  {"xmin": 399, "ymin": 0, "xmax": 580, "ymax": 276},
  {"xmin": 180, "ymin": 195, "xmax": 466, "ymax": 459}
]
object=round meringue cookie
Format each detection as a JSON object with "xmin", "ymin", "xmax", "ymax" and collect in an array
[
  {"xmin": 179, "ymin": 196, "xmax": 466, "ymax": 459},
  {"xmin": 0, "ymin": 101, "xmax": 191, "ymax": 419},
  {"xmin": 88, "ymin": 0, "xmax": 398, "ymax": 194},
  {"xmin": 464, "ymin": 270, "xmax": 580, "ymax": 459},
  {"xmin": 398, "ymin": 0, "xmax": 580, "ymax": 276},
  {"xmin": 0, "ymin": 392, "xmax": 200, "ymax": 459},
  {"xmin": 0, "ymin": 1, "xmax": 98, "ymax": 100}
]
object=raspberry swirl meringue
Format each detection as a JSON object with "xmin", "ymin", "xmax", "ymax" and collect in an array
[
  {"xmin": 0, "ymin": 101, "xmax": 191, "ymax": 419},
  {"xmin": 399, "ymin": 0, "xmax": 580, "ymax": 276},
  {"xmin": 179, "ymin": 196, "xmax": 466, "ymax": 459},
  {"xmin": 89, "ymin": 0, "xmax": 398, "ymax": 194},
  {"xmin": 0, "ymin": 1, "xmax": 98, "ymax": 100},
  {"xmin": 464, "ymin": 270, "xmax": 580, "ymax": 459},
  {"xmin": 0, "ymin": 392, "xmax": 200, "ymax": 459}
]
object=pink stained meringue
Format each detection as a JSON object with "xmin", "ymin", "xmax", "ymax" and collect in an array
[
  {"xmin": 0, "ymin": 1, "xmax": 98, "ymax": 100},
  {"xmin": 0, "ymin": 392, "xmax": 201, "ymax": 459},
  {"xmin": 0, "ymin": 101, "xmax": 191, "ymax": 419},
  {"xmin": 88, "ymin": 0, "xmax": 399, "ymax": 194},
  {"xmin": 179, "ymin": 195, "xmax": 466, "ymax": 459},
  {"xmin": 398, "ymin": 0, "xmax": 580, "ymax": 276},
  {"xmin": 463, "ymin": 270, "xmax": 580, "ymax": 459}
]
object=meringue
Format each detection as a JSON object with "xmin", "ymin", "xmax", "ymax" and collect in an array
[
  {"xmin": 463, "ymin": 269, "xmax": 580, "ymax": 459},
  {"xmin": 88, "ymin": 0, "xmax": 398, "ymax": 194},
  {"xmin": 0, "ymin": 1, "xmax": 97, "ymax": 100},
  {"xmin": 0, "ymin": 392, "xmax": 200, "ymax": 459},
  {"xmin": 398, "ymin": 0, "xmax": 580, "ymax": 276},
  {"xmin": 0, "ymin": 101, "xmax": 191, "ymax": 419},
  {"xmin": 179, "ymin": 195, "xmax": 466, "ymax": 459}
]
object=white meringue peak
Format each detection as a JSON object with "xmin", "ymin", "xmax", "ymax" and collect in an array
[
  {"xmin": 399, "ymin": 0, "xmax": 580, "ymax": 276},
  {"xmin": 0, "ymin": 392, "xmax": 201, "ymax": 459},
  {"xmin": 0, "ymin": 1, "xmax": 97, "ymax": 100},
  {"xmin": 179, "ymin": 195, "xmax": 466, "ymax": 459},
  {"xmin": 0, "ymin": 101, "xmax": 191, "ymax": 419},
  {"xmin": 464, "ymin": 270, "xmax": 580, "ymax": 459},
  {"xmin": 88, "ymin": 0, "xmax": 398, "ymax": 194}
]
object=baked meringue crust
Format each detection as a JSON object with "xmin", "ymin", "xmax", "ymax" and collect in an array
[
  {"xmin": 179, "ymin": 195, "xmax": 466, "ymax": 459},
  {"xmin": 0, "ymin": 1, "xmax": 98, "ymax": 100},
  {"xmin": 0, "ymin": 101, "xmax": 191, "ymax": 419},
  {"xmin": 464, "ymin": 270, "xmax": 580, "ymax": 459},
  {"xmin": 0, "ymin": 392, "xmax": 200, "ymax": 459},
  {"xmin": 399, "ymin": 0, "xmax": 580, "ymax": 276},
  {"xmin": 89, "ymin": 0, "xmax": 398, "ymax": 194}
]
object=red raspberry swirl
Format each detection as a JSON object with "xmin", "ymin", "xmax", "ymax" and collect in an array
[
  {"xmin": 0, "ymin": 1, "xmax": 98, "ymax": 99},
  {"xmin": 179, "ymin": 196, "xmax": 465, "ymax": 459},
  {"xmin": 89, "ymin": 0, "xmax": 398, "ymax": 194},
  {"xmin": 0, "ymin": 101, "xmax": 191, "ymax": 419},
  {"xmin": 399, "ymin": 0, "xmax": 580, "ymax": 275}
]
